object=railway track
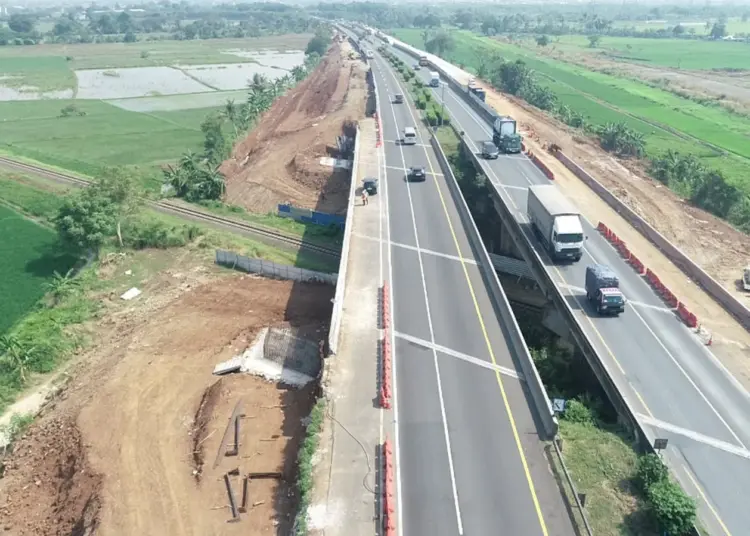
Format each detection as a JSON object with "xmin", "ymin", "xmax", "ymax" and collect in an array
[{"xmin": 0, "ymin": 156, "xmax": 341, "ymax": 259}]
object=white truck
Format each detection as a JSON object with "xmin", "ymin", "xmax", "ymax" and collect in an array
[
  {"xmin": 527, "ymin": 184, "xmax": 585, "ymax": 262},
  {"xmin": 429, "ymin": 71, "xmax": 440, "ymax": 87}
]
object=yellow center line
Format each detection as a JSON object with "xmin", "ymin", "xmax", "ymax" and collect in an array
[
  {"xmin": 684, "ymin": 466, "xmax": 733, "ymax": 536},
  {"xmin": 422, "ymin": 133, "xmax": 549, "ymax": 536}
]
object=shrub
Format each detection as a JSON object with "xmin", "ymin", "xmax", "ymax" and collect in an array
[
  {"xmin": 647, "ymin": 479, "xmax": 697, "ymax": 535},
  {"xmin": 636, "ymin": 453, "xmax": 669, "ymax": 492},
  {"xmin": 294, "ymin": 398, "xmax": 325, "ymax": 535},
  {"xmin": 561, "ymin": 398, "xmax": 595, "ymax": 425},
  {"xmin": 416, "ymin": 96, "xmax": 427, "ymax": 110},
  {"xmin": 122, "ymin": 217, "xmax": 202, "ymax": 249}
]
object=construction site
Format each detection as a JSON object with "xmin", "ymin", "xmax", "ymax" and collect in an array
[
  {"xmin": 0, "ymin": 35, "xmax": 368, "ymax": 536},
  {"xmin": 221, "ymin": 39, "xmax": 368, "ymax": 216}
]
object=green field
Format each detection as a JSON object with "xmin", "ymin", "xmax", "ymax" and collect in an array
[
  {"xmin": 611, "ymin": 17, "xmax": 750, "ymax": 39},
  {"xmin": 0, "ymin": 204, "xmax": 76, "ymax": 336},
  {"xmin": 393, "ymin": 29, "xmax": 750, "ymax": 194},
  {"xmin": 0, "ymin": 99, "xmax": 219, "ymax": 189},
  {"xmin": 549, "ymin": 34, "xmax": 750, "ymax": 71}
]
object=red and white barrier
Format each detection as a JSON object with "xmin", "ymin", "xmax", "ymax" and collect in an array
[
  {"xmin": 374, "ymin": 112, "xmax": 382, "ymax": 148},
  {"xmin": 380, "ymin": 282, "xmax": 392, "ymax": 409},
  {"xmin": 526, "ymin": 150, "xmax": 555, "ymax": 181},
  {"xmin": 597, "ymin": 222, "xmax": 701, "ymax": 329},
  {"xmin": 383, "ymin": 439, "xmax": 396, "ymax": 536}
]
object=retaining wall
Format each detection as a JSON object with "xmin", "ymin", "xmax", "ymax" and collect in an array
[{"xmin": 327, "ymin": 123, "xmax": 361, "ymax": 356}]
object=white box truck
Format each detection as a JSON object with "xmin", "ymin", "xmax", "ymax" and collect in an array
[
  {"xmin": 527, "ymin": 184, "xmax": 585, "ymax": 262},
  {"xmin": 429, "ymin": 71, "xmax": 440, "ymax": 87}
]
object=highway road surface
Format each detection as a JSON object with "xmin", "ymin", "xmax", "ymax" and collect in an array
[
  {"xmin": 369, "ymin": 49, "xmax": 576, "ymax": 536},
  {"xmin": 385, "ymin": 42, "xmax": 750, "ymax": 536}
]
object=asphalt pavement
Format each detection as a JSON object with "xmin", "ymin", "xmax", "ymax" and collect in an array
[
  {"xmin": 386, "ymin": 43, "xmax": 750, "ymax": 536},
  {"xmin": 370, "ymin": 51, "xmax": 576, "ymax": 536}
]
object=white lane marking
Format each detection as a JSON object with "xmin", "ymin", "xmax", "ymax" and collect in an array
[
  {"xmin": 384, "ymin": 140, "xmax": 432, "ymax": 148},
  {"xmin": 637, "ymin": 412, "xmax": 750, "ymax": 461},
  {"xmin": 395, "ymin": 331, "xmax": 525, "ymax": 381},
  {"xmin": 427, "ymin": 66, "xmax": 750, "ymax": 452},
  {"xmin": 392, "ymin": 241, "xmax": 478, "ymax": 265},
  {"xmin": 351, "ymin": 232, "xmax": 478, "ymax": 265},
  {"xmin": 627, "ymin": 298, "xmax": 747, "ymax": 449},
  {"xmin": 378, "ymin": 60, "xmax": 465, "ymax": 535},
  {"xmin": 557, "ymin": 283, "xmax": 673, "ymax": 313},
  {"xmin": 376, "ymin": 76, "xmax": 404, "ymax": 536},
  {"xmin": 385, "ymin": 165, "xmax": 444, "ymax": 176}
]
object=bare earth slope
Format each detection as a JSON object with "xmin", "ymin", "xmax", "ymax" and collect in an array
[{"xmin": 222, "ymin": 41, "xmax": 367, "ymax": 215}]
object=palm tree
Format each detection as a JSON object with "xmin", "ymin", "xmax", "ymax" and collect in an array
[
  {"xmin": 221, "ymin": 99, "xmax": 239, "ymax": 137},
  {"xmin": 0, "ymin": 335, "xmax": 34, "ymax": 385},
  {"xmin": 249, "ymin": 73, "xmax": 269, "ymax": 93},
  {"xmin": 291, "ymin": 65, "xmax": 305, "ymax": 82},
  {"xmin": 44, "ymin": 269, "xmax": 80, "ymax": 305},
  {"xmin": 180, "ymin": 150, "xmax": 202, "ymax": 173}
]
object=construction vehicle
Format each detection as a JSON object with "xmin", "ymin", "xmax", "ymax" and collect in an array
[
  {"xmin": 418, "ymin": 55, "xmax": 428, "ymax": 66},
  {"xmin": 429, "ymin": 71, "xmax": 440, "ymax": 87},
  {"xmin": 585, "ymin": 265, "xmax": 626, "ymax": 316},
  {"xmin": 491, "ymin": 116, "xmax": 522, "ymax": 154},
  {"xmin": 527, "ymin": 184, "xmax": 585, "ymax": 262}
]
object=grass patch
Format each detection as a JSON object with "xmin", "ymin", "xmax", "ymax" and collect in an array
[
  {"xmin": 0, "ymin": 100, "xmax": 220, "ymax": 191},
  {"xmin": 558, "ymin": 420, "xmax": 658, "ymax": 535},
  {"xmin": 392, "ymin": 29, "xmax": 750, "ymax": 195},
  {"xmin": 0, "ymin": 56, "xmax": 76, "ymax": 93},
  {"xmin": 0, "ymin": 204, "xmax": 77, "ymax": 336},
  {"xmin": 196, "ymin": 200, "xmax": 343, "ymax": 250},
  {"xmin": 0, "ymin": 172, "xmax": 68, "ymax": 220},
  {"xmin": 294, "ymin": 396, "xmax": 325, "ymax": 535},
  {"xmin": 552, "ymin": 34, "xmax": 750, "ymax": 71}
]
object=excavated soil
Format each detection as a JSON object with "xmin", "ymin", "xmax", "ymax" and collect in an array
[
  {"xmin": 0, "ymin": 256, "xmax": 333, "ymax": 536},
  {"xmin": 222, "ymin": 40, "xmax": 368, "ymax": 215}
]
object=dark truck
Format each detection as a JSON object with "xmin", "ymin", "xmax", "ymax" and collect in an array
[
  {"xmin": 492, "ymin": 116, "xmax": 523, "ymax": 154},
  {"xmin": 585, "ymin": 264, "xmax": 626, "ymax": 316}
]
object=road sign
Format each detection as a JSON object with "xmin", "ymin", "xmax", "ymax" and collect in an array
[
  {"xmin": 552, "ymin": 398, "xmax": 566, "ymax": 413},
  {"xmin": 654, "ymin": 438, "xmax": 668, "ymax": 451}
]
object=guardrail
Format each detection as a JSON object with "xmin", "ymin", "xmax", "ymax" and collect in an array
[
  {"xmin": 429, "ymin": 133, "xmax": 558, "ymax": 439},
  {"xmin": 327, "ymin": 123, "xmax": 361, "ymax": 356}
]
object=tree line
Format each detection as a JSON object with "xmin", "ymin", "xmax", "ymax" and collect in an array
[{"xmin": 0, "ymin": 3, "xmax": 324, "ymax": 46}]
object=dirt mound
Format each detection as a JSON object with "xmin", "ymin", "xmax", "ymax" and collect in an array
[
  {"xmin": 0, "ymin": 253, "xmax": 335, "ymax": 536},
  {"xmin": 222, "ymin": 41, "xmax": 367, "ymax": 215},
  {"xmin": 0, "ymin": 416, "xmax": 102, "ymax": 536}
]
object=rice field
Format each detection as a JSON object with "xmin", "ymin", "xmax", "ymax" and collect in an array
[
  {"xmin": 392, "ymin": 29, "xmax": 750, "ymax": 193},
  {"xmin": 0, "ymin": 35, "xmax": 308, "ymax": 97},
  {"xmin": 0, "ymin": 99, "xmax": 214, "ymax": 183},
  {"xmin": 549, "ymin": 34, "xmax": 750, "ymax": 71},
  {"xmin": 0, "ymin": 203, "xmax": 76, "ymax": 336}
]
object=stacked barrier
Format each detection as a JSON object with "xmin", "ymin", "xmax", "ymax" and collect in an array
[
  {"xmin": 380, "ymin": 282, "xmax": 392, "ymax": 409},
  {"xmin": 597, "ymin": 222, "xmax": 702, "ymax": 328},
  {"xmin": 374, "ymin": 112, "xmax": 382, "ymax": 148},
  {"xmin": 526, "ymin": 150, "xmax": 555, "ymax": 180},
  {"xmin": 382, "ymin": 439, "xmax": 396, "ymax": 536}
]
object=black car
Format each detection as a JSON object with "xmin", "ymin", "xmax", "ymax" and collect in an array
[
  {"xmin": 481, "ymin": 141, "xmax": 500, "ymax": 159},
  {"xmin": 407, "ymin": 167, "xmax": 426, "ymax": 182},
  {"xmin": 393, "ymin": 93, "xmax": 404, "ymax": 104},
  {"xmin": 363, "ymin": 177, "xmax": 379, "ymax": 195}
]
